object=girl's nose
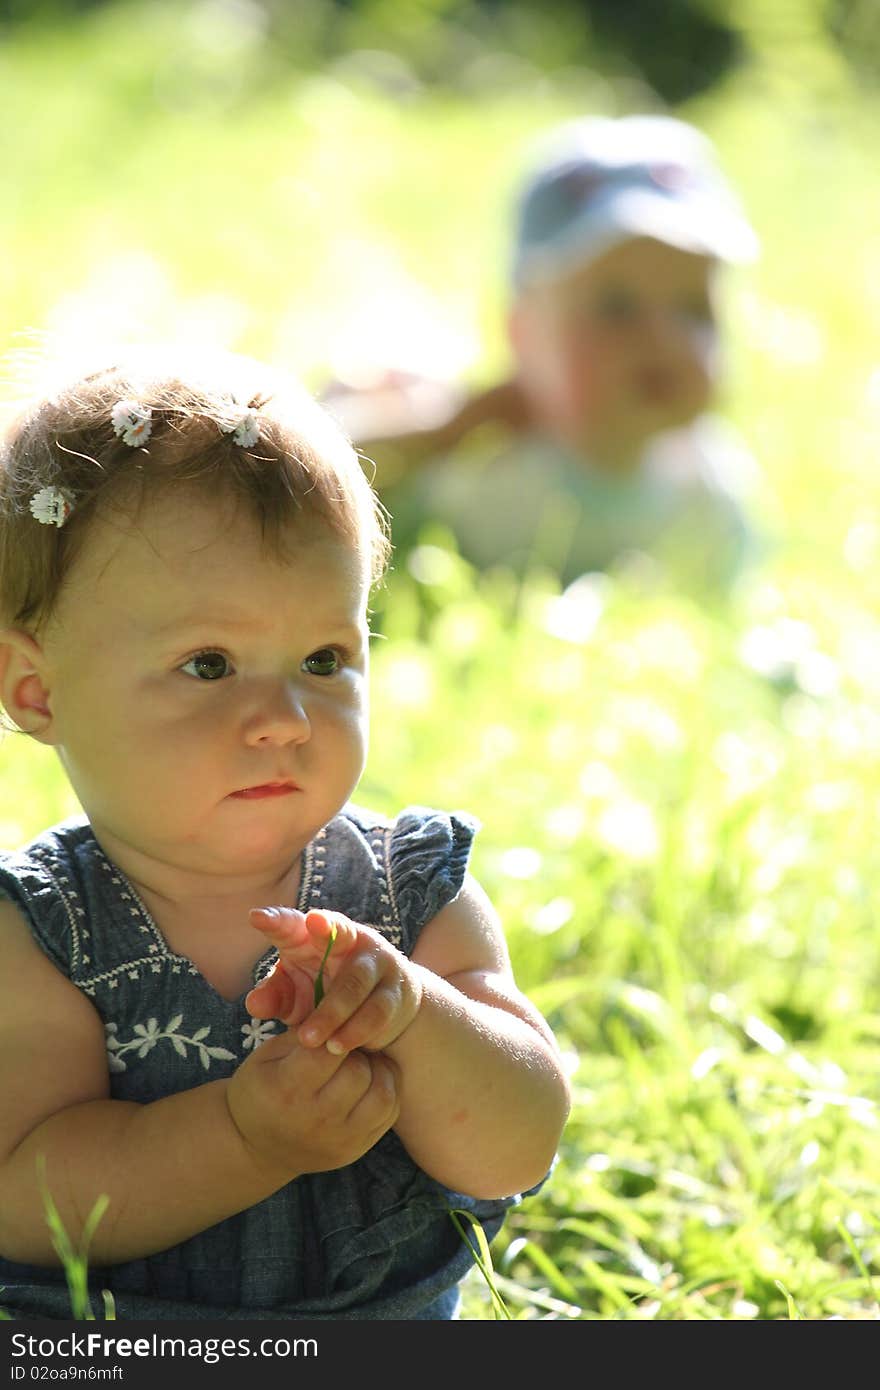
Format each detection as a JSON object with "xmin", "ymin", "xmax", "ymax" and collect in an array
[{"xmin": 243, "ymin": 682, "xmax": 311, "ymax": 746}]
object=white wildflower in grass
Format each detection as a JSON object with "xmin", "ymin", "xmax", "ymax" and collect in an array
[
  {"xmin": 595, "ymin": 798, "xmax": 660, "ymax": 862},
  {"xmin": 732, "ymin": 1300, "xmax": 760, "ymax": 1319},
  {"xmin": 111, "ymin": 398, "xmax": 152, "ymax": 447},
  {"xmin": 578, "ymin": 760, "xmax": 620, "ymax": 800},
  {"xmin": 738, "ymin": 617, "xmax": 817, "ymax": 683},
  {"xmin": 541, "ymin": 573, "xmax": 607, "ymax": 644},
  {"xmin": 794, "ymin": 649, "xmax": 839, "ymax": 698},
  {"xmin": 375, "ymin": 650, "xmax": 435, "ymax": 709},
  {"xmin": 543, "ymin": 802, "xmax": 586, "ymax": 842},
  {"xmin": 615, "ymin": 695, "xmax": 684, "ymax": 751},
  {"xmin": 499, "ymin": 846, "xmax": 542, "ymax": 879},
  {"xmin": 529, "ymin": 895, "xmax": 575, "ymax": 934},
  {"xmin": 799, "ymin": 1140, "xmax": 820, "ymax": 1168},
  {"xmin": 407, "ymin": 543, "xmax": 462, "ymax": 587}
]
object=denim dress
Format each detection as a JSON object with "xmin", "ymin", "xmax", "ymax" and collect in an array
[{"xmin": 0, "ymin": 803, "xmax": 525, "ymax": 1320}]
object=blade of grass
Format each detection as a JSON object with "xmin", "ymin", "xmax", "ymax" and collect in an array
[
  {"xmin": 775, "ymin": 1279, "xmax": 803, "ymax": 1319},
  {"xmin": 37, "ymin": 1155, "xmax": 110, "ymax": 1321},
  {"xmin": 491, "ymin": 1272, "xmax": 583, "ymax": 1318},
  {"xmin": 313, "ymin": 921, "xmax": 337, "ymax": 1007},
  {"xmin": 449, "ymin": 1208, "xmax": 512, "ymax": 1319},
  {"xmin": 504, "ymin": 1236, "xmax": 582, "ymax": 1303},
  {"xmin": 835, "ymin": 1219, "xmax": 878, "ymax": 1306}
]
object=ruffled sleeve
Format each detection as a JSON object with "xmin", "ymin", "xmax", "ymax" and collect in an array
[
  {"xmin": 0, "ymin": 847, "xmax": 76, "ymax": 976},
  {"xmin": 387, "ymin": 805, "xmax": 481, "ymax": 954}
]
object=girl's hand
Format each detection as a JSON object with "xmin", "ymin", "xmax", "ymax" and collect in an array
[
  {"xmin": 227, "ymin": 1030, "xmax": 400, "ymax": 1178},
  {"xmin": 245, "ymin": 907, "xmax": 423, "ymax": 1056}
]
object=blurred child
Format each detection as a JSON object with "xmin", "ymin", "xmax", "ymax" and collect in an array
[
  {"xmin": 0, "ymin": 346, "xmax": 570, "ymax": 1320},
  {"xmin": 325, "ymin": 114, "xmax": 762, "ymax": 594}
]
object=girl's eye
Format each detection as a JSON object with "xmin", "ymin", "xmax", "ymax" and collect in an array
[
  {"xmin": 180, "ymin": 651, "xmax": 233, "ymax": 681},
  {"xmin": 302, "ymin": 648, "xmax": 340, "ymax": 677}
]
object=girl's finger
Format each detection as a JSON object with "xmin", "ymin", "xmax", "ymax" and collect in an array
[
  {"xmin": 245, "ymin": 965, "xmax": 297, "ymax": 1023},
  {"xmin": 245, "ymin": 959, "xmax": 318, "ymax": 1027},
  {"xmin": 249, "ymin": 905, "xmax": 310, "ymax": 950},
  {"xmin": 318, "ymin": 981, "xmax": 403, "ymax": 1056},
  {"xmin": 304, "ymin": 909, "xmax": 359, "ymax": 956},
  {"xmin": 297, "ymin": 951, "xmax": 381, "ymax": 1050}
]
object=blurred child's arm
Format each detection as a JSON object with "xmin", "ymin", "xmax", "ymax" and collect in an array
[
  {"xmin": 248, "ymin": 878, "xmax": 571, "ymax": 1200},
  {"xmin": 328, "ymin": 374, "xmax": 531, "ymax": 484},
  {"xmin": 0, "ymin": 902, "xmax": 398, "ymax": 1266}
]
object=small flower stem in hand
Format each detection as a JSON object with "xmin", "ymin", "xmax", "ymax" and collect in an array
[{"xmin": 313, "ymin": 922, "xmax": 337, "ymax": 1007}]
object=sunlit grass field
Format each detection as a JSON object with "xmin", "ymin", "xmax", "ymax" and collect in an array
[{"xmin": 3, "ymin": 0, "xmax": 880, "ymax": 1320}]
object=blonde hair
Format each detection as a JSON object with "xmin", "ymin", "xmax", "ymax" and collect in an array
[{"xmin": 0, "ymin": 345, "xmax": 390, "ymax": 629}]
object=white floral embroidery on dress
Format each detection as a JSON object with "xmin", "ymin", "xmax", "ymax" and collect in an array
[
  {"xmin": 104, "ymin": 1016, "xmax": 236, "ymax": 1073},
  {"xmin": 241, "ymin": 1019, "xmax": 278, "ymax": 1050}
]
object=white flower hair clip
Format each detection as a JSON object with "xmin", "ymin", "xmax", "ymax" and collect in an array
[
  {"xmin": 221, "ymin": 407, "xmax": 260, "ymax": 449},
  {"xmin": 111, "ymin": 399, "xmax": 153, "ymax": 448},
  {"xmin": 30, "ymin": 485, "xmax": 75, "ymax": 528}
]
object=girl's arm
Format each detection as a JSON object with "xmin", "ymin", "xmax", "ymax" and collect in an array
[
  {"xmin": 0, "ymin": 902, "xmax": 397, "ymax": 1266},
  {"xmin": 384, "ymin": 873, "xmax": 571, "ymax": 1198}
]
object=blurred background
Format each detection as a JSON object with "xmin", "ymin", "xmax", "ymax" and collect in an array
[
  {"xmin": 3, "ymin": 0, "xmax": 880, "ymax": 1320},
  {"xmin": 2, "ymin": 0, "xmax": 879, "ymax": 583}
]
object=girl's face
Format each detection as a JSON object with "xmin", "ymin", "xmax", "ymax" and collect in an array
[
  {"xmin": 37, "ymin": 488, "xmax": 371, "ymax": 888},
  {"xmin": 509, "ymin": 236, "xmax": 721, "ymax": 468}
]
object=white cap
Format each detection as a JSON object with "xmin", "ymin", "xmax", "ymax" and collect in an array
[{"xmin": 511, "ymin": 114, "xmax": 759, "ymax": 288}]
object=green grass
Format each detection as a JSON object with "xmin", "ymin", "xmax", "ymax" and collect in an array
[
  {"xmin": 371, "ymin": 556, "xmax": 880, "ymax": 1321},
  {"xmin": 3, "ymin": 0, "xmax": 880, "ymax": 1321}
]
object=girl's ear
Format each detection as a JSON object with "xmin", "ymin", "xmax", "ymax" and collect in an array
[{"xmin": 0, "ymin": 629, "xmax": 55, "ymax": 742}]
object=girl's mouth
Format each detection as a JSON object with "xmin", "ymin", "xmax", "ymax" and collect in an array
[{"xmin": 230, "ymin": 782, "xmax": 301, "ymax": 800}]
